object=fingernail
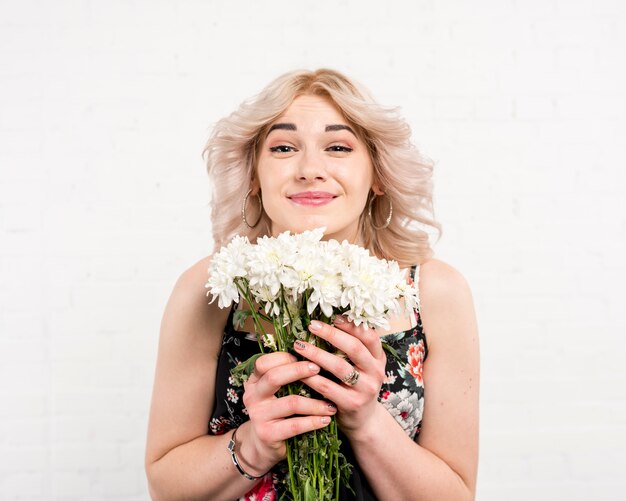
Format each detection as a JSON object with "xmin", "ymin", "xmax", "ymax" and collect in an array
[
  {"xmin": 308, "ymin": 363, "xmax": 320, "ymax": 372},
  {"xmin": 327, "ymin": 403, "xmax": 337, "ymax": 411},
  {"xmin": 333, "ymin": 315, "xmax": 346, "ymax": 325},
  {"xmin": 309, "ymin": 320, "xmax": 322, "ymax": 331},
  {"xmin": 321, "ymin": 416, "xmax": 331, "ymax": 424},
  {"xmin": 294, "ymin": 340, "xmax": 306, "ymax": 350}
]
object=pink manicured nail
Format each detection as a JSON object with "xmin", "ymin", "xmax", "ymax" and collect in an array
[
  {"xmin": 321, "ymin": 416, "xmax": 331, "ymax": 424},
  {"xmin": 308, "ymin": 363, "xmax": 320, "ymax": 372},
  {"xmin": 309, "ymin": 320, "xmax": 322, "ymax": 331}
]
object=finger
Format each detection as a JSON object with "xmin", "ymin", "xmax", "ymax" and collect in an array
[
  {"xmin": 253, "ymin": 361, "xmax": 321, "ymax": 399},
  {"xmin": 302, "ymin": 373, "xmax": 379, "ymax": 413},
  {"xmin": 334, "ymin": 316, "xmax": 386, "ymax": 360},
  {"xmin": 300, "ymin": 374, "xmax": 346, "ymax": 404},
  {"xmin": 308, "ymin": 320, "xmax": 377, "ymax": 369},
  {"xmin": 266, "ymin": 415, "xmax": 333, "ymax": 442},
  {"xmin": 293, "ymin": 340, "xmax": 355, "ymax": 381},
  {"xmin": 254, "ymin": 352, "xmax": 299, "ymax": 375},
  {"xmin": 260, "ymin": 394, "xmax": 337, "ymax": 421},
  {"xmin": 246, "ymin": 352, "xmax": 298, "ymax": 385}
]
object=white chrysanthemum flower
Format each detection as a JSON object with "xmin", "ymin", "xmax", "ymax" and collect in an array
[
  {"xmin": 339, "ymin": 250, "xmax": 392, "ymax": 329},
  {"xmin": 292, "ymin": 248, "xmax": 327, "ymax": 293},
  {"xmin": 205, "ymin": 235, "xmax": 251, "ymax": 308},
  {"xmin": 246, "ymin": 237, "xmax": 285, "ymax": 299},
  {"xmin": 307, "ymin": 271, "xmax": 342, "ymax": 317},
  {"xmin": 206, "ymin": 227, "xmax": 418, "ymax": 332},
  {"xmin": 335, "ymin": 243, "xmax": 418, "ymax": 329},
  {"xmin": 292, "ymin": 227, "xmax": 325, "ymax": 246},
  {"xmin": 206, "ymin": 271, "xmax": 240, "ymax": 309},
  {"xmin": 244, "ymin": 280, "xmax": 279, "ymax": 317}
]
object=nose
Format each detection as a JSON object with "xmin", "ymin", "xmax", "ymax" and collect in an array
[{"xmin": 296, "ymin": 149, "xmax": 327, "ymax": 182}]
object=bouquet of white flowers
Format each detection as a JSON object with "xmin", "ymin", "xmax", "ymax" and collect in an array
[{"xmin": 206, "ymin": 227, "xmax": 419, "ymax": 501}]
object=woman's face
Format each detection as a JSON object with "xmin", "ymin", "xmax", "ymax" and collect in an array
[{"xmin": 254, "ymin": 94, "xmax": 380, "ymax": 243}]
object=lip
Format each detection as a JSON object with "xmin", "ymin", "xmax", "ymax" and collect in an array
[{"xmin": 288, "ymin": 191, "xmax": 337, "ymax": 206}]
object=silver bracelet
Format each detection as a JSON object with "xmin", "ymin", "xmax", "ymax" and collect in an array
[{"xmin": 227, "ymin": 428, "xmax": 262, "ymax": 481}]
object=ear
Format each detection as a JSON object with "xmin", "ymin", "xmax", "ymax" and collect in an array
[
  {"xmin": 371, "ymin": 182, "xmax": 385, "ymax": 196},
  {"xmin": 249, "ymin": 178, "xmax": 260, "ymax": 195}
]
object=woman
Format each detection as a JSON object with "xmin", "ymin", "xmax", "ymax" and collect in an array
[{"xmin": 145, "ymin": 68, "xmax": 479, "ymax": 500}]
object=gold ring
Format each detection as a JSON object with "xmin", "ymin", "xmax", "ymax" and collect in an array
[{"xmin": 341, "ymin": 369, "xmax": 360, "ymax": 386}]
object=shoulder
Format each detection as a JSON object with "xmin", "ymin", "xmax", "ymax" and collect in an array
[
  {"xmin": 175, "ymin": 255, "xmax": 214, "ymax": 294},
  {"xmin": 160, "ymin": 255, "xmax": 231, "ymax": 348},
  {"xmin": 166, "ymin": 255, "xmax": 214, "ymax": 320},
  {"xmin": 169, "ymin": 254, "xmax": 223, "ymax": 313},
  {"xmin": 418, "ymin": 258, "xmax": 472, "ymax": 300},
  {"xmin": 417, "ymin": 258, "xmax": 477, "ymax": 348}
]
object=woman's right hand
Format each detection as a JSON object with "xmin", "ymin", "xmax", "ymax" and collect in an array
[{"xmin": 238, "ymin": 352, "xmax": 337, "ymax": 474}]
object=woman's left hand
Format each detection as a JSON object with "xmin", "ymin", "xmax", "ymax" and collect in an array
[{"xmin": 293, "ymin": 316, "xmax": 387, "ymax": 436}]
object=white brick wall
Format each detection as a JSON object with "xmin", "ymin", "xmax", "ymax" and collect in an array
[{"xmin": 1, "ymin": 0, "xmax": 625, "ymax": 499}]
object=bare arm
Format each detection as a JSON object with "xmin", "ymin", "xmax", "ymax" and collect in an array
[
  {"xmin": 145, "ymin": 257, "xmax": 336, "ymax": 500},
  {"xmin": 298, "ymin": 258, "xmax": 480, "ymax": 500},
  {"xmin": 145, "ymin": 257, "xmax": 258, "ymax": 500}
]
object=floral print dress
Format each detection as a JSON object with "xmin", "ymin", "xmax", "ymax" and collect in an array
[{"xmin": 208, "ymin": 265, "xmax": 428, "ymax": 501}]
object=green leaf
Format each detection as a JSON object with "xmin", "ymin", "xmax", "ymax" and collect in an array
[
  {"xmin": 229, "ymin": 353, "xmax": 263, "ymax": 387},
  {"xmin": 233, "ymin": 308, "xmax": 252, "ymax": 329},
  {"xmin": 303, "ymin": 479, "xmax": 316, "ymax": 501},
  {"xmin": 381, "ymin": 340, "xmax": 404, "ymax": 366}
]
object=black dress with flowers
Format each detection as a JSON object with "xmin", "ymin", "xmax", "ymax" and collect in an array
[{"xmin": 208, "ymin": 265, "xmax": 428, "ymax": 501}]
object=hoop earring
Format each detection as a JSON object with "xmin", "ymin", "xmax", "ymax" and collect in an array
[
  {"xmin": 242, "ymin": 189, "xmax": 263, "ymax": 229},
  {"xmin": 368, "ymin": 194, "xmax": 392, "ymax": 230}
]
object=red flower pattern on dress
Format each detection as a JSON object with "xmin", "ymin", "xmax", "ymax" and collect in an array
[
  {"xmin": 209, "ymin": 416, "xmax": 230, "ymax": 435},
  {"xmin": 406, "ymin": 340, "xmax": 425, "ymax": 384},
  {"xmin": 243, "ymin": 472, "xmax": 276, "ymax": 501}
]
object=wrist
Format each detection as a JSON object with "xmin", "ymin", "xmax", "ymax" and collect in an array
[
  {"xmin": 233, "ymin": 422, "xmax": 279, "ymax": 477},
  {"xmin": 344, "ymin": 402, "xmax": 386, "ymax": 445}
]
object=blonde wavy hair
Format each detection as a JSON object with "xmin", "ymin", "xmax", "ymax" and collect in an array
[{"xmin": 203, "ymin": 68, "xmax": 441, "ymax": 267}]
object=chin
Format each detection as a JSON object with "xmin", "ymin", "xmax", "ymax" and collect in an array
[
  {"xmin": 271, "ymin": 214, "xmax": 356, "ymax": 241},
  {"xmin": 292, "ymin": 218, "xmax": 332, "ymax": 233}
]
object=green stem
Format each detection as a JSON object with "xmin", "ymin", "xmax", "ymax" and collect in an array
[
  {"xmin": 312, "ymin": 429, "xmax": 317, "ymax": 491},
  {"xmin": 281, "ymin": 287, "xmax": 295, "ymax": 335},
  {"xmin": 235, "ymin": 281, "xmax": 268, "ymax": 353},
  {"xmin": 286, "ymin": 438, "xmax": 298, "ymax": 500},
  {"xmin": 233, "ymin": 281, "xmax": 349, "ymax": 500},
  {"xmin": 326, "ymin": 419, "xmax": 333, "ymax": 480},
  {"xmin": 303, "ymin": 290, "xmax": 311, "ymax": 324},
  {"xmin": 334, "ymin": 419, "xmax": 340, "ymax": 501}
]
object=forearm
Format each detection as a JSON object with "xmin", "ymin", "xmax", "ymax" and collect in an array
[
  {"xmin": 348, "ymin": 404, "xmax": 474, "ymax": 501},
  {"xmin": 147, "ymin": 423, "xmax": 270, "ymax": 501}
]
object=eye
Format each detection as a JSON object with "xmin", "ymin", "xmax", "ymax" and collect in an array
[
  {"xmin": 326, "ymin": 145, "xmax": 353, "ymax": 153},
  {"xmin": 269, "ymin": 145, "xmax": 297, "ymax": 153}
]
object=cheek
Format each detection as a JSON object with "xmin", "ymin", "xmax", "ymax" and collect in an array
[
  {"xmin": 259, "ymin": 173, "xmax": 281, "ymax": 196},
  {"xmin": 257, "ymin": 170, "xmax": 285, "ymax": 212},
  {"xmin": 256, "ymin": 163, "xmax": 279, "ymax": 191},
  {"xmin": 338, "ymin": 159, "xmax": 374, "ymax": 190}
]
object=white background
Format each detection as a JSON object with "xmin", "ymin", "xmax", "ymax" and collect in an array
[{"xmin": 1, "ymin": 1, "xmax": 625, "ymax": 500}]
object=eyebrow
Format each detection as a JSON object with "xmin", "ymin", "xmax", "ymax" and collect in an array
[{"xmin": 266, "ymin": 123, "xmax": 357, "ymax": 137}]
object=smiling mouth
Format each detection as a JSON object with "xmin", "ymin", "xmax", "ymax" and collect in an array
[
  {"xmin": 289, "ymin": 192, "xmax": 336, "ymax": 199},
  {"xmin": 288, "ymin": 192, "xmax": 337, "ymax": 206}
]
